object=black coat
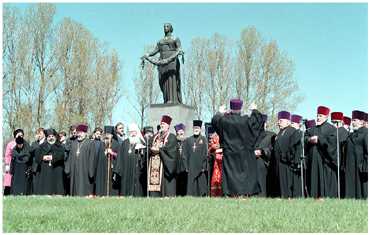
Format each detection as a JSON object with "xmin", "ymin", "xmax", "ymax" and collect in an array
[
  {"xmin": 34, "ymin": 142, "xmax": 65, "ymax": 195},
  {"xmin": 305, "ymin": 121, "xmax": 338, "ymax": 198},
  {"xmin": 344, "ymin": 127, "xmax": 368, "ymax": 199},
  {"xmin": 183, "ymin": 135, "xmax": 208, "ymax": 196},
  {"xmin": 10, "ymin": 142, "xmax": 32, "ymax": 195},
  {"xmin": 211, "ymin": 110, "xmax": 264, "ymax": 196}
]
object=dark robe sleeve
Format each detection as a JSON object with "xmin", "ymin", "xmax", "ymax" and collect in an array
[
  {"xmin": 211, "ymin": 113, "xmax": 223, "ymax": 136},
  {"xmin": 88, "ymin": 141, "xmax": 97, "ymax": 179},
  {"xmin": 51, "ymin": 145, "xmax": 65, "ymax": 164},
  {"xmin": 247, "ymin": 109, "xmax": 264, "ymax": 139},
  {"xmin": 113, "ymin": 141, "xmax": 127, "ymax": 177},
  {"xmin": 159, "ymin": 134, "xmax": 178, "ymax": 178},
  {"xmin": 317, "ymin": 125, "xmax": 338, "ymax": 164},
  {"xmin": 360, "ymin": 130, "xmax": 368, "ymax": 173}
]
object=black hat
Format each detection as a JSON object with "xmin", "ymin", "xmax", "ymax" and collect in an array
[
  {"xmin": 193, "ymin": 120, "xmax": 203, "ymax": 127},
  {"xmin": 45, "ymin": 129, "xmax": 58, "ymax": 137},
  {"xmin": 207, "ymin": 126, "xmax": 216, "ymax": 134},
  {"xmin": 143, "ymin": 126, "xmax": 154, "ymax": 134},
  {"xmin": 104, "ymin": 126, "xmax": 115, "ymax": 135},
  {"xmin": 13, "ymin": 129, "xmax": 24, "ymax": 138}
]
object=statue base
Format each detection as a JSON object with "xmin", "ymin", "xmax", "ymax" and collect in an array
[{"xmin": 148, "ymin": 103, "xmax": 196, "ymax": 137}]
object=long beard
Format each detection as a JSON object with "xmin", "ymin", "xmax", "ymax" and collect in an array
[{"xmin": 129, "ymin": 136, "xmax": 141, "ymax": 145}]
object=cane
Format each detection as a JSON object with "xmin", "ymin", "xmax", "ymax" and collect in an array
[
  {"xmin": 336, "ymin": 123, "xmax": 341, "ymax": 199},
  {"xmin": 300, "ymin": 121, "xmax": 306, "ymax": 198},
  {"xmin": 145, "ymin": 135, "xmax": 149, "ymax": 198}
]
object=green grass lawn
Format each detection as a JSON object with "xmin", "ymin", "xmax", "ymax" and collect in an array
[{"xmin": 3, "ymin": 196, "xmax": 368, "ymax": 233}]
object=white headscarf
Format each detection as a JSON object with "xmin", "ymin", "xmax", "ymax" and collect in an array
[{"xmin": 128, "ymin": 123, "xmax": 146, "ymax": 149}]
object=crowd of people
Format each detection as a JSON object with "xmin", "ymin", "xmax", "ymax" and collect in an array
[{"xmin": 3, "ymin": 99, "xmax": 368, "ymax": 199}]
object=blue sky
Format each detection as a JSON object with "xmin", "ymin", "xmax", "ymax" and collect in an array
[{"xmin": 7, "ymin": 3, "xmax": 368, "ymax": 125}]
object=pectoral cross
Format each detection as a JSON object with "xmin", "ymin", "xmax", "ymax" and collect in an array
[{"xmin": 192, "ymin": 142, "xmax": 197, "ymax": 152}]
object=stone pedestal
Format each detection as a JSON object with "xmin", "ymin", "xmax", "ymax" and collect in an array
[{"xmin": 148, "ymin": 103, "xmax": 195, "ymax": 136}]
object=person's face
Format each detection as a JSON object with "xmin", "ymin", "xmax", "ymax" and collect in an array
[
  {"xmin": 116, "ymin": 125, "xmax": 125, "ymax": 136},
  {"xmin": 352, "ymin": 119, "xmax": 363, "ymax": 130},
  {"xmin": 38, "ymin": 131, "xmax": 45, "ymax": 140},
  {"xmin": 47, "ymin": 134, "xmax": 56, "ymax": 144},
  {"xmin": 291, "ymin": 122, "xmax": 300, "ymax": 130},
  {"xmin": 129, "ymin": 130, "xmax": 137, "ymax": 138},
  {"xmin": 59, "ymin": 134, "xmax": 66, "ymax": 143},
  {"xmin": 16, "ymin": 132, "xmax": 24, "ymax": 139},
  {"xmin": 193, "ymin": 126, "xmax": 201, "ymax": 136},
  {"xmin": 316, "ymin": 114, "xmax": 328, "ymax": 126},
  {"xmin": 176, "ymin": 130, "xmax": 185, "ymax": 141},
  {"xmin": 77, "ymin": 131, "xmax": 87, "ymax": 141},
  {"xmin": 164, "ymin": 23, "xmax": 171, "ymax": 34},
  {"xmin": 278, "ymin": 119, "xmax": 290, "ymax": 130},
  {"xmin": 71, "ymin": 129, "xmax": 77, "ymax": 138},
  {"xmin": 145, "ymin": 132, "xmax": 153, "ymax": 139},
  {"xmin": 160, "ymin": 122, "xmax": 169, "ymax": 132},
  {"xmin": 94, "ymin": 131, "xmax": 102, "ymax": 140}
]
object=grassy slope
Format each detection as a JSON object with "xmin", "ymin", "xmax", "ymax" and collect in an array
[{"xmin": 3, "ymin": 196, "xmax": 368, "ymax": 233}]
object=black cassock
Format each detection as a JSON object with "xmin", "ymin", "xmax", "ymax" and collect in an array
[
  {"xmin": 10, "ymin": 142, "xmax": 32, "ymax": 195},
  {"xmin": 114, "ymin": 139, "xmax": 147, "ymax": 197},
  {"xmin": 64, "ymin": 138, "xmax": 96, "ymax": 196},
  {"xmin": 183, "ymin": 135, "xmax": 208, "ymax": 197},
  {"xmin": 94, "ymin": 139, "xmax": 120, "ymax": 196},
  {"xmin": 254, "ymin": 130, "xmax": 276, "ymax": 197},
  {"xmin": 305, "ymin": 121, "xmax": 338, "ymax": 198},
  {"xmin": 211, "ymin": 110, "xmax": 264, "ymax": 196},
  {"xmin": 176, "ymin": 139, "xmax": 187, "ymax": 196},
  {"xmin": 344, "ymin": 127, "xmax": 368, "ymax": 199},
  {"xmin": 34, "ymin": 142, "xmax": 65, "ymax": 195},
  {"xmin": 273, "ymin": 127, "xmax": 302, "ymax": 198},
  {"xmin": 148, "ymin": 133, "xmax": 178, "ymax": 197}
]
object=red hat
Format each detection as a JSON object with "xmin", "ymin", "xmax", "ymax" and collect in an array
[
  {"xmin": 291, "ymin": 114, "xmax": 302, "ymax": 124},
  {"xmin": 352, "ymin": 110, "xmax": 365, "ymax": 121},
  {"xmin": 76, "ymin": 123, "xmax": 88, "ymax": 133},
  {"xmin": 343, "ymin": 116, "xmax": 351, "ymax": 126},
  {"xmin": 331, "ymin": 112, "xmax": 343, "ymax": 122},
  {"xmin": 161, "ymin": 115, "xmax": 172, "ymax": 125},
  {"xmin": 317, "ymin": 106, "xmax": 330, "ymax": 116}
]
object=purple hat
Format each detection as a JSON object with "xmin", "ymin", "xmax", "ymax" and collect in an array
[
  {"xmin": 76, "ymin": 123, "xmax": 89, "ymax": 133},
  {"xmin": 291, "ymin": 114, "xmax": 302, "ymax": 124},
  {"xmin": 352, "ymin": 110, "xmax": 365, "ymax": 121},
  {"xmin": 230, "ymin": 98, "xmax": 243, "ymax": 110},
  {"xmin": 278, "ymin": 111, "xmax": 291, "ymax": 120},
  {"xmin": 305, "ymin": 119, "xmax": 316, "ymax": 129},
  {"xmin": 174, "ymin": 123, "xmax": 185, "ymax": 132}
]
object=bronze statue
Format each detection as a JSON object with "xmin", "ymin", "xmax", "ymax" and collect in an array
[{"xmin": 141, "ymin": 23, "xmax": 184, "ymax": 104}]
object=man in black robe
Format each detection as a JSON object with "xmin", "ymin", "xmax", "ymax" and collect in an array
[
  {"xmin": 254, "ymin": 114, "xmax": 276, "ymax": 197},
  {"xmin": 345, "ymin": 110, "xmax": 368, "ymax": 199},
  {"xmin": 343, "ymin": 116, "xmax": 352, "ymax": 132},
  {"xmin": 114, "ymin": 123, "xmax": 146, "ymax": 197},
  {"xmin": 331, "ymin": 112, "xmax": 349, "ymax": 198},
  {"xmin": 148, "ymin": 115, "xmax": 178, "ymax": 197},
  {"xmin": 63, "ymin": 125, "xmax": 78, "ymax": 195},
  {"xmin": 64, "ymin": 124, "xmax": 96, "ymax": 197},
  {"xmin": 10, "ymin": 131, "xmax": 32, "ymax": 195},
  {"xmin": 304, "ymin": 119, "xmax": 316, "ymax": 196},
  {"xmin": 30, "ymin": 128, "xmax": 46, "ymax": 194},
  {"xmin": 305, "ymin": 106, "xmax": 338, "ymax": 198},
  {"xmin": 183, "ymin": 120, "xmax": 208, "ymax": 197},
  {"xmin": 211, "ymin": 99, "xmax": 264, "ymax": 197},
  {"xmin": 290, "ymin": 114, "xmax": 305, "ymax": 197},
  {"xmin": 34, "ymin": 129, "xmax": 65, "ymax": 195},
  {"xmin": 272, "ymin": 111, "xmax": 302, "ymax": 198},
  {"xmin": 174, "ymin": 123, "xmax": 187, "ymax": 196},
  {"xmin": 93, "ymin": 126, "xmax": 120, "ymax": 196}
]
